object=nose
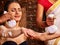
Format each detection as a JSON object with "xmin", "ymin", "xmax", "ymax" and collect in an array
[{"xmin": 16, "ymin": 10, "xmax": 19, "ymax": 14}]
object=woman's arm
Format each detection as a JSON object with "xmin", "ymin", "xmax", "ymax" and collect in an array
[
  {"xmin": 26, "ymin": 29, "xmax": 60, "ymax": 41},
  {"xmin": 36, "ymin": 4, "xmax": 47, "ymax": 28},
  {"xmin": 36, "ymin": 32, "xmax": 60, "ymax": 41}
]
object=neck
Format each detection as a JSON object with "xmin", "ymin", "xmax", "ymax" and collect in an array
[{"xmin": 16, "ymin": 21, "xmax": 20, "ymax": 27}]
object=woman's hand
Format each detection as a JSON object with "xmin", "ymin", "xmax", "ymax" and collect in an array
[
  {"xmin": 21, "ymin": 27, "xmax": 29, "ymax": 37},
  {"xmin": 0, "ymin": 29, "xmax": 9, "ymax": 37}
]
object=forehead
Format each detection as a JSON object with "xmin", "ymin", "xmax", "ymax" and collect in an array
[{"xmin": 8, "ymin": 2, "xmax": 21, "ymax": 9}]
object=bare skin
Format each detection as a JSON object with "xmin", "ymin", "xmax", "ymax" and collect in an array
[
  {"xmin": 22, "ymin": 28, "xmax": 60, "ymax": 41},
  {"xmin": 0, "ymin": 2, "xmax": 27, "ymax": 44}
]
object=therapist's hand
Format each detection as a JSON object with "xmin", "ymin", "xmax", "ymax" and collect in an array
[
  {"xmin": 0, "ymin": 12, "xmax": 11, "ymax": 23},
  {"xmin": 46, "ymin": 16, "xmax": 55, "ymax": 26},
  {"xmin": 22, "ymin": 27, "xmax": 42, "ymax": 40},
  {"xmin": 21, "ymin": 27, "xmax": 36, "ymax": 39}
]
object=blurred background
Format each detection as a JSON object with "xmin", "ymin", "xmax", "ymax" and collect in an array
[{"xmin": 0, "ymin": 0, "xmax": 46, "ymax": 45}]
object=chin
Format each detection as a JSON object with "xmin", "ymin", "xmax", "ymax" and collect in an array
[
  {"xmin": 15, "ymin": 19, "xmax": 21, "ymax": 22},
  {"xmin": 15, "ymin": 18, "xmax": 21, "ymax": 21}
]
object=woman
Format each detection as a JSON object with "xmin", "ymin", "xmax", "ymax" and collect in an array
[
  {"xmin": 0, "ymin": 0, "xmax": 28, "ymax": 45},
  {"xmin": 37, "ymin": 0, "xmax": 60, "ymax": 45}
]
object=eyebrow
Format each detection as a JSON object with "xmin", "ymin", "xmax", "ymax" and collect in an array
[{"xmin": 11, "ymin": 8, "xmax": 21, "ymax": 10}]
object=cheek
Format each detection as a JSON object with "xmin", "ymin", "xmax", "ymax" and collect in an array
[
  {"xmin": 11, "ymin": 12, "xmax": 15, "ymax": 15},
  {"xmin": 19, "ymin": 12, "xmax": 22, "ymax": 16},
  {"xmin": 8, "ymin": 11, "xmax": 15, "ymax": 15},
  {"xmin": 10, "ymin": 12, "xmax": 16, "ymax": 18},
  {"xmin": 19, "ymin": 12, "xmax": 22, "ymax": 18}
]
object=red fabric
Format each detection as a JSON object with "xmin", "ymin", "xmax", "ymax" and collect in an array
[{"xmin": 38, "ymin": 0, "xmax": 53, "ymax": 12}]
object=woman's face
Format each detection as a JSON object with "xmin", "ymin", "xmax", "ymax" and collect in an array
[{"xmin": 8, "ymin": 2, "xmax": 22, "ymax": 21}]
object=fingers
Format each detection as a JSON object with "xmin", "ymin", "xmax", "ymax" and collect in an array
[
  {"xmin": 1, "ymin": 29, "xmax": 9, "ymax": 37},
  {"xmin": 3, "ymin": 12, "xmax": 11, "ymax": 21},
  {"xmin": 21, "ymin": 27, "xmax": 38, "ymax": 39},
  {"xmin": 21, "ymin": 27, "xmax": 29, "ymax": 37},
  {"xmin": 3, "ymin": 11, "xmax": 13, "ymax": 20},
  {"xmin": 27, "ymin": 29, "xmax": 36, "ymax": 37},
  {"xmin": 27, "ymin": 29, "xmax": 38, "ymax": 40},
  {"xmin": 21, "ymin": 27, "xmax": 35, "ymax": 39}
]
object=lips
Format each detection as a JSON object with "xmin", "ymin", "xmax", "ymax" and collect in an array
[{"xmin": 15, "ymin": 16, "xmax": 20, "ymax": 18}]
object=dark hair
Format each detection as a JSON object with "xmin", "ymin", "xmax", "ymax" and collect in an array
[{"xmin": 4, "ymin": 0, "xmax": 21, "ymax": 11}]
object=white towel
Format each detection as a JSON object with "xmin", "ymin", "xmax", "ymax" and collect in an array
[{"xmin": 45, "ymin": 25, "xmax": 58, "ymax": 33}]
